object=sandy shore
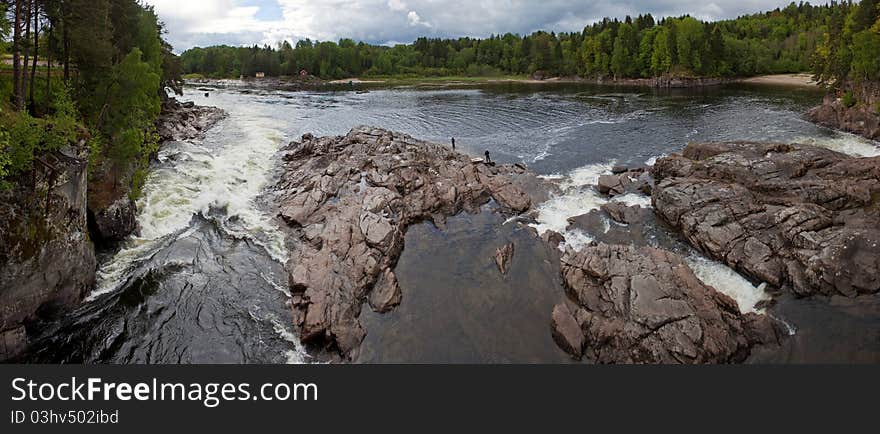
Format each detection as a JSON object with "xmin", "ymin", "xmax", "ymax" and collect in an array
[
  {"xmin": 738, "ymin": 73, "xmax": 818, "ymax": 87},
  {"xmin": 328, "ymin": 78, "xmax": 387, "ymax": 84}
]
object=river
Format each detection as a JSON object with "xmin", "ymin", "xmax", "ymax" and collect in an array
[{"xmin": 22, "ymin": 82, "xmax": 880, "ymax": 363}]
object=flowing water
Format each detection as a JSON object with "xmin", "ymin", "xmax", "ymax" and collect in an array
[{"xmin": 23, "ymin": 82, "xmax": 880, "ymax": 363}]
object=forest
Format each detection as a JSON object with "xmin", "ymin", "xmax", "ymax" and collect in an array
[
  {"xmin": 0, "ymin": 0, "xmax": 182, "ymax": 194},
  {"xmin": 180, "ymin": 1, "xmax": 878, "ymax": 86}
]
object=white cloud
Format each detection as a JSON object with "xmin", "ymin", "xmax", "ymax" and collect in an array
[
  {"xmin": 145, "ymin": 0, "xmax": 825, "ymax": 52},
  {"xmin": 407, "ymin": 11, "xmax": 431, "ymax": 28}
]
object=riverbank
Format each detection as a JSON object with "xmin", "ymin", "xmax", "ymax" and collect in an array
[{"xmin": 0, "ymin": 99, "xmax": 227, "ymax": 361}]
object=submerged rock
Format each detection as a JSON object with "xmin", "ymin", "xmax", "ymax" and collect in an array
[
  {"xmin": 653, "ymin": 142, "xmax": 880, "ymax": 297},
  {"xmin": 494, "ymin": 243, "xmax": 516, "ymax": 275},
  {"xmin": 554, "ymin": 243, "xmax": 781, "ymax": 363},
  {"xmin": 0, "ymin": 140, "xmax": 96, "ymax": 361},
  {"xmin": 273, "ymin": 126, "xmax": 535, "ymax": 359}
]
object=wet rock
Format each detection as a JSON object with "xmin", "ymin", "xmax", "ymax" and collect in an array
[
  {"xmin": 0, "ymin": 326, "xmax": 27, "ymax": 361},
  {"xmin": 90, "ymin": 196, "xmax": 138, "ymax": 243},
  {"xmin": 541, "ymin": 230, "xmax": 566, "ymax": 249},
  {"xmin": 597, "ymin": 168, "xmax": 651, "ymax": 197},
  {"xmin": 653, "ymin": 142, "xmax": 880, "ymax": 297},
  {"xmin": 156, "ymin": 98, "xmax": 228, "ymax": 142},
  {"xmin": 273, "ymin": 126, "xmax": 536, "ymax": 359},
  {"xmin": 556, "ymin": 243, "xmax": 781, "ymax": 363},
  {"xmin": 0, "ymin": 140, "xmax": 97, "ymax": 361},
  {"xmin": 601, "ymin": 202, "xmax": 647, "ymax": 225},
  {"xmin": 369, "ymin": 269, "xmax": 402, "ymax": 313},
  {"xmin": 494, "ymin": 243, "xmax": 516, "ymax": 275}
]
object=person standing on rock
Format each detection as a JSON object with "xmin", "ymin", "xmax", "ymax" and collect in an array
[
  {"xmin": 451, "ymin": 137, "xmax": 456, "ymax": 151},
  {"xmin": 485, "ymin": 150, "xmax": 492, "ymax": 164}
]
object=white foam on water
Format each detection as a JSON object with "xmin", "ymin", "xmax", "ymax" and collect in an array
[
  {"xmin": 530, "ymin": 161, "xmax": 615, "ymax": 251},
  {"xmin": 270, "ymin": 316, "xmax": 309, "ymax": 364},
  {"xmin": 611, "ymin": 193, "xmax": 653, "ymax": 208},
  {"xmin": 87, "ymin": 98, "xmax": 291, "ymax": 301},
  {"xmin": 645, "ymin": 153, "xmax": 667, "ymax": 167},
  {"xmin": 686, "ymin": 255, "xmax": 771, "ymax": 314},
  {"xmin": 794, "ymin": 134, "xmax": 880, "ymax": 157}
]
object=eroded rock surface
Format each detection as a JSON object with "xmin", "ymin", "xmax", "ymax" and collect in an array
[
  {"xmin": 554, "ymin": 243, "xmax": 781, "ymax": 363},
  {"xmin": 653, "ymin": 142, "xmax": 880, "ymax": 297},
  {"xmin": 274, "ymin": 126, "xmax": 534, "ymax": 358}
]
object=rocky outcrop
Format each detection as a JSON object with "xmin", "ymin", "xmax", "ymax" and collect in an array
[
  {"xmin": 274, "ymin": 127, "xmax": 534, "ymax": 359},
  {"xmin": 553, "ymin": 243, "xmax": 781, "ymax": 363},
  {"xmin": 156, "ymin": 98, "xmax": 228, "ymax": 143},
  {"xmin": 807, "ymin": 83, "xmax": 880, "ymax": 141},
  {"xmin": 0, "ymin": 140, "xmax": 96, "ymax": 361},
  {"xmin": 653, "ymin": 142, "xmax": 880, "ymax": 297}
]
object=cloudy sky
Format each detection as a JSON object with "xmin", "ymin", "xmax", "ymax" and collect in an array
[{"xmin": 144, "ymin": 0, "xmax": 820, "ymax": 52}]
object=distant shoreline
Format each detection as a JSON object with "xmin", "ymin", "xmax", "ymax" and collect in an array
[{"xmin": 187, "ymin": 73, "xmax": 822, "ymax": 90}]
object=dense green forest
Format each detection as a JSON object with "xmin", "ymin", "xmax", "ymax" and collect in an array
[
  {"xmin": 0, "ymin": 0, "xmax": 182, "ymax": 194},
  {"xmin": 813, "ymin": 0, "xmax": 880, "ymax": 87},
  {"xmin": 179, "ymin": 1, "xmax": 877, "ymax": 84}
]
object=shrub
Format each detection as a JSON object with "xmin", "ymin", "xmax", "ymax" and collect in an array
[{"xmin": 842, "ymin": 91, "xmax": 857, "ymax": 108}]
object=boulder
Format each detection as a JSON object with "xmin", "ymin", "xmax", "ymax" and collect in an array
[{"xmin": 494, "ymin": 243, "xmax": 516, "ymax": 275}]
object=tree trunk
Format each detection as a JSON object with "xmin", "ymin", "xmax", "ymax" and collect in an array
[
  {"xmin": 21, "ymin": 0, "xmax": 32, "ymax": 109},
  {"xmin": 12, "ymin": 0, "xmax": 23, "ymax": 110},
  {"xmin": 46, "ymin": 24, "xmax": 54, "ymax": 114},
  {"xmin": 63, "ymin": 1, "xmax": 70, "ymax": 84},
  {"xmin": 29, "ymin": 0, "xmax": 40, "ymax": 114}
]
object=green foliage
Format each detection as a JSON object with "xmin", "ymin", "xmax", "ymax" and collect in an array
[
  {"xmin": 1, "ymin": 0, "xmax": 172, "ymax": 199},
  {"xmin": 102, "ymin": 48, "xmax": 161, "ymax": 165},
  {"xmin": 0, "ymin": 86, "xmax": 83, "ymax": 185},
  {"xmin": 851, "ymin": 30, "xmax": 880, "ymax": 80},
  {"xmin": 842, "ymin": 90, "xmax": 857, "ymax": 107}
]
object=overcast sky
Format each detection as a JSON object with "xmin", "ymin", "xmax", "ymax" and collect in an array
[{"xmin": 144, "ymin": 0, "xmax": 824, "ymax": 52}]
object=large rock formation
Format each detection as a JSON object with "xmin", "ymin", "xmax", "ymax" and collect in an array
[
  {"xmin": 653, "ymin": 142, "xmax": 880, "ymax": 297},
  {"xmin": 0, "ymin": 140, "xmax": 96, "ymax": 361},
  {"xmin": 553, "ymin": 243, "xmax": 781, "ymax": 363},
  {"xmin": 807, "ymin": 83, "xmax": 880, "ymax": 141},
  {"xmin": 273, "ymin": 127, "xmax": 533, "ymax": 359}
]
